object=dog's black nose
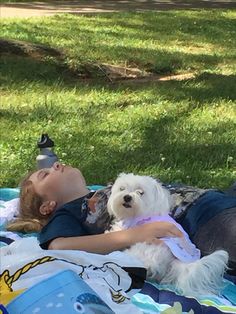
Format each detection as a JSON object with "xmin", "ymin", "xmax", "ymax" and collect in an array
[{"xmin": 123, "ymin": 194, "xmax": 132, "ymax": 202}]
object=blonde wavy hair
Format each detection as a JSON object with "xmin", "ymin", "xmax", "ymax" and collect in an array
[{"xmin": 7, "ymin": 172, "xmax": 51, "ymax": 233}]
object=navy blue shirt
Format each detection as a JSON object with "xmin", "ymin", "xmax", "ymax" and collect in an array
[
  {"xmin": 39, "ymin": 189, "xmax": 112, "ymax": 249},
  {"xmin": 39, "ymin": 196, "xmax": 89, "ymax": 249},
  {"xmin": 176, "ymin": 190, "xmax": 236, "ymax": 239}
]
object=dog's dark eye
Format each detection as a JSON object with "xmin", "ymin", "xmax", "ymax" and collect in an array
[
  {"xmin": 120, "ymin": 187, "xmax": 125, "ymax": 191},
  {"xmin": 136, "ymin": 190, "xmax": 144, "ymax": 196}
]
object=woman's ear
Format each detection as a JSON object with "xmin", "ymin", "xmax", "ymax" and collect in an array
[{"xmin": 39, "ymin": 201, "xmax": 57, "ymax": 216}]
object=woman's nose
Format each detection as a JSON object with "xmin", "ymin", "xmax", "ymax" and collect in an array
[{"xmin": 53, "ymin": 162, "xmax": 61, "ymax": 171}]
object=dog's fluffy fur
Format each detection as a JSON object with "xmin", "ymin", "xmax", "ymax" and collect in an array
[{"xmin": 107, "ymin": 173, "xmax": 228, "ymax": 296}]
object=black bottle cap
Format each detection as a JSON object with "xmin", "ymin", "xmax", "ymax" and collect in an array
[{"xmin": 37, "ymin": 134, "xmax": 54, "ymax": 148}]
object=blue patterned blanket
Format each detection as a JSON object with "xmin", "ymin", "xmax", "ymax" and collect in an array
[{"xmin": 1, "ymin": 188, "xmax": 236, "ymax": 313}]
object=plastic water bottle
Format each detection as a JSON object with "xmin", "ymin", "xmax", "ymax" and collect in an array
[{"xmin": 36, "ymin": 134, "xmax": 58, "ymax": 169}]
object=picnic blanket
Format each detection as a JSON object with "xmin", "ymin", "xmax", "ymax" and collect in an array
[
  {"xmin": 0, "ymin": 237, "xmax": 146, "ymax": 314},
  {"xmin": 1, "ymin": 189, "xmax": 236, "ymax": 313}
]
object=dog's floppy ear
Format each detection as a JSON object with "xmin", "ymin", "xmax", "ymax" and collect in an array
[
  {"xmin": 107, "ymin": 195, "xmax": 114, "ymax": 216},
  {"xmin": 152, "ymin": 179, "xmax": 171, "ymax": 215}
]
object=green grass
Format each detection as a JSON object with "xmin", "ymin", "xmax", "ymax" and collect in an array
[
  {"xmin": 0, "ymin": 11, "xmax": 236, "ymax": 189},
  {"xmin": 1, "ymin": 11, "xmax": 236, "ymax": 74},
  {"xmin": 1, "ymin": 0, "xmax": 50, "ymax": 2}
]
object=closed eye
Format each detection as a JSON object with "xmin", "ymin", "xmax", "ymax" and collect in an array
[
  {"xmin": 43, "ymin": 172, "xmax": 49, "ymax": 179},
  {"xmin": 120, "ymin": 186, "xmax": 126, "ymax": 191},
  {"xmin": 136, "ymin": 189, "xmax": 144, "ymax": 196},
  {"xmin": 38, "ymin": 170, "xmax": 49, "ymax": 180}
]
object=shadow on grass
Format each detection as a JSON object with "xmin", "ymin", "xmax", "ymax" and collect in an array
[
  {"xmin": 1, "ymin": 10, "xmax": 236, "ymax": 187},
  {"xmin": 1, "ymin": 11, "xmax": 235, "ymax": 72},
  {"xmin": 1, "ymin": 45, "xmax": 234, "ymax": 89},
  {"xmin": 2, "ymin": 0, "xmax": 236, "ymax": 10},
  {"xmin": 68, "ymin": 12, "xmax": 236, "ymax": 50},
  {"xmin": 175, "ymin": 72, "xmax": 236, "ymax": 102},
  {"xmin": 122, "ymin": 72, "xmax": 236, "ymax": 103},
  {"xmin": 7, "ymin": 11, "xmax": 236, "ymax": 48},
  {"xmin": 1, "ymin": 106, "xmax": 235, "ymax": 188},
  {"xmin": 66, "ymin": 113, "xmax": 236, "ymax": 188},
  {"xmin": 1, "ymin": 53, "xmax": 236, "ymax": 120}
]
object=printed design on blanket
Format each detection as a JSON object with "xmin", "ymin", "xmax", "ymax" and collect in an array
[
  {"xmin": 110, "ymin": 290, "xmax": 129, "ymax": 304},
  {"xmin": 1, "ymin": 256, "xmax": 56, "ymax": 291},
  {"xmin": 0, "ymin": 258, "xmax": 132, "ymax": 304},
  {"xmin": 0, "ymin": 256, "xmax": 56, "ymax": 305},
  {"xmin": 133, "ymin": 281, "xmax": 236, "ymax": 314},
  {"xmin": 0, "ymin": 243, "xmax": 146, "ymax": 313}
]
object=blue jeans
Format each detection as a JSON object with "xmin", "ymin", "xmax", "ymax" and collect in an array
[{"xmin": 177, "ymin": 191, "xmax": 236, "ymax": 275}]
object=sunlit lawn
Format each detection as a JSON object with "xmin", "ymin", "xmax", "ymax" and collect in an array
[{"xmin": 0, "ymin": 11, "xmax": 236, "ymax": 188}]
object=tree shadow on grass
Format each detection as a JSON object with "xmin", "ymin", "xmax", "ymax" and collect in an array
[
  {"xmin": 120, "ymin": 72, "xmax": 236, "ymax": 103},
  {"xmin": 176, "ymin": 72, "xmax": 236, "ymax": 103},
  {"xmin": 1, "ymin": 68, "xmax": 235, "ymax": 188},
  {"xmin": 1, "ymin": 45, "xmax": 233, "ymax": 92},
  {"xmin": 3, "ymin": 0, "xmax": 236, "ymax": 10},
  {"xmin": 75, "ymin": 113, "xmax": 236, "ymax": 187},
  {"xmin": 2, "ymin": 11, "xmax": 235, "ymax": 73},
  {"xmin": 1, "ymin": 10, "xmax": 235, "ymax": 104},
  {"xmin": 68, "ymin": 112, "xmax": 236, "ymax": 187},
  {"xmin": 70, "ymin": 11, "xmax": 236, "ymax": 50},
  {"xmin": 1, "ymin": 56, "xmax": 236, "ymax": 128},
  {"xmin": 1, "ymin": 100, "xmax": 235, "ymax": 188},
  {"xmin": 6, "ymin": 11, "xmax": 235, "ymax": 43}
]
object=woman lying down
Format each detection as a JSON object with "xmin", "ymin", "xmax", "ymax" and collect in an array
[{"xmin": 7, "ymin": 162, "xmax": 236, "ymax": 295}]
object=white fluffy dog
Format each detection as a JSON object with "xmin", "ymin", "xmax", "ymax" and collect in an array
[{"xmin": 107, "ymin": 173, "xmax": 229, "ymax": 296}]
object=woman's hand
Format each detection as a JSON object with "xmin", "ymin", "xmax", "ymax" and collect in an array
[
  {"xmin": 49, "ymin": 222, "xmax": 183, "ymax": 254},
  {"xmin": 131, "ymin": 221, "xmax": 183, "ymax": 245}
]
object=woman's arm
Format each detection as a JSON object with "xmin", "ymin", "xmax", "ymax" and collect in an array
[{"xmin": 48, "ymin": 221, "xmax": 183, "ymax": 253}]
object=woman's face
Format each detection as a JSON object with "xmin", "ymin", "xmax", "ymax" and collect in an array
[{"xmin": 29, "ymin": 162, "xmax": 86, "ymax": 204}]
